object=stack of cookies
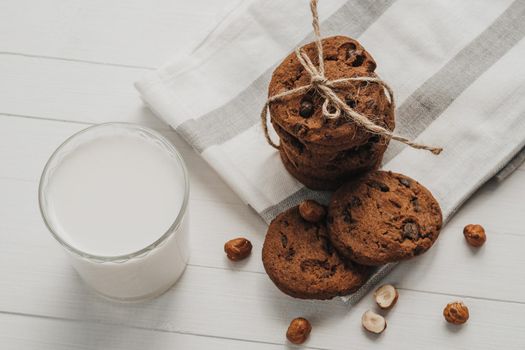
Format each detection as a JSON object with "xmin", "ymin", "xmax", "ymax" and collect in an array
[
  {"xmin": 262, "ymin": 171, "xmax": 443, "ymax": 300},
  {"xmin": 262, "ymin": 36, "xmax": 442, "ymax": 300},
  {"xmin": 268, "ymin": 36, "xmax": 395, "ymax": 190}
]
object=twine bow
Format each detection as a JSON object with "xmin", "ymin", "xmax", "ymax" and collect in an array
[{"xmin": 261, "ymin": 0, "xmax": 442, "ymax": 155}]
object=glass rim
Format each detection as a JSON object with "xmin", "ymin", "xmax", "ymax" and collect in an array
[{"xmin": 38, "ymin": 122, "xmax": 190, "ymax": 263}]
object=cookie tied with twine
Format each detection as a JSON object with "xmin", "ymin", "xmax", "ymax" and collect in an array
[{"xmin": 261, "ymin": 0, "xmax": 442, "ymax": 155}]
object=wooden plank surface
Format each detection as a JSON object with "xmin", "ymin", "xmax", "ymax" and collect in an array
[
  {"xmin": 1, "ymin": 245, "xmax": 525, "ymax": 349},
  {"xmin": 0, "ymin": 55, "xmax": 161, "ymax": 128},
  {"xmin": 1, "ymin": 0, "xmax": 524, "ymax": 348},
  {"xmin": 0, "ymin": 0, "xmax": 241, "ymax": 68},
  {"xmin": 1, "ymin": 115, "xmax": 525, "ymax": 349},
  {"xmin": 0, "ymin": 313, "xmax": 284, "ymax": 350}
]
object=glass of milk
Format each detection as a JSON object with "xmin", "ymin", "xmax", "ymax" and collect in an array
[{"xmin": 38, "ymin": 123, "xmax": 190, "ymax": 301}]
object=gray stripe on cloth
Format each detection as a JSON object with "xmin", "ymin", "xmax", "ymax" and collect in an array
[
  {"xmin": 176, "ymin": 0, "xmax": 397, "ymax": 153},
  {"xmin": 495, "ymin": 146, "xmax": 525, "ymax": 182},
  {"xmin": 342, "ymin": 263, "xmax": 397, "ymax": 305},
  {"xmin": 383, "ymin": 0, "xmax": 525, "ymax": 162}
]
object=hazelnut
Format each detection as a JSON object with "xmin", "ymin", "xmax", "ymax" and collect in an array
[
  {"xmin": 463, "ymin": 224, "xmax": 486, "ymax": 247},
  {"xmin": 443, "ymin": 301, "xmax": 469, "ymax": 325},
  {"xmin": 374, "ymin": 284, "xmax": 398, "ymax": 309},
  {"xmin": 224, "ymin": 237, "xmax": 252, "ymax": 261},
  {"xmin": 298, "ymin": 200, "xmax": 326, "ymax": 223},
  {"xmin": 362, "ymin": 310, "xmax": 386, "ymax": 334},
  {"xmin": 286, "ymin": 317, "xmax": 312, "ymax": 344}
]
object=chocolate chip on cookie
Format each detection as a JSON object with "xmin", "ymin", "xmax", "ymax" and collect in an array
[{"xmin": 299, "ymin": 99, "xmax": 314, "ymax": 118}]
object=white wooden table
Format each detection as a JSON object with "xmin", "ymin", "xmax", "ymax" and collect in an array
[{"xmin": 1, "ymin": 1, "xmax": 524, "ymax": 349}]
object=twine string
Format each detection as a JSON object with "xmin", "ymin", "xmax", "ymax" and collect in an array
[{"xmin": 261, "ymin": 0, "xmax": 442, "ymax": 155}]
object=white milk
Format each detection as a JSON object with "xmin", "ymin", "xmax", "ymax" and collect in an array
[{"xmin": 40, "ymin": 124, "xmax": 190, "ymax": 301}]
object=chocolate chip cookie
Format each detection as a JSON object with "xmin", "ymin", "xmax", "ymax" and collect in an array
[
  {"xmin": 327, "ymin": 171, "xmax": 442, "ymax": 265},
  {"xmin": 268, "ymin": 35, "xmax": 394, "ymax": 148},
  {"xmin": 280, "ymin": 146, "xmax": 380, "ymax": 190},
  {"xmin": 281, "ymin": 145, "xmax": 382, "ymax": 182},
  {"xmin": 262, "ymin": 205, "xmax": 371, "ymax": 299},
  {"xmin": 275, "ymin": 122, "xmax": 388, "ymax": 169}
]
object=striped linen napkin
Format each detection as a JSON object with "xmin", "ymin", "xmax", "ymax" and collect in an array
[{"xmin": 136, "ymin": 0, "xmax": 525, "ymax": 304}]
